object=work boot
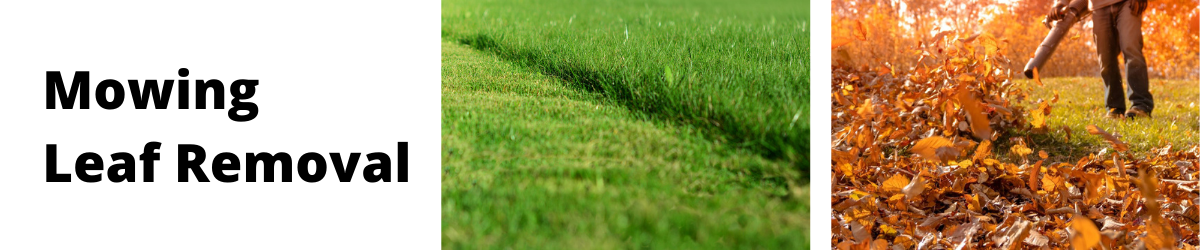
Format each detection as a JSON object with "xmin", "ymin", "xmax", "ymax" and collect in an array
[
  {"xmin": 1105, "ymin": 108, "xmax": 1124, "ymax": 119},
  {"xmin": 1125, "ymin": 106, "xmax": 1151, "ymax": 119}
]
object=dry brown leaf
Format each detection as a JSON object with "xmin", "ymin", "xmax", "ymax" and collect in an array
[
  {"xmin": 911, "ymin": 136, "xmax": 954, "ymax": 162},
  {"xmin": 835, "ymin": 241, "xmax": 853, "ymax": 250},
  {"xmin": 1010, "ymin": 143, "xmax": 1032, "ymax": 158},
  {"xmin": 1000, "ymin": 220, "xmax": 1032, "ymax": 250},
  {"xmin": 1139, "ymin": 168, "xmax": 1176, "ymax": 249},
  {"xmin": 967, "ymin": 193, "xmax": 981, "ymax": 212},
  {"xmin": 981, "ymin": 34, "xmax": 999, "ymax": 57},
  {"xmin": 1030, "ymin": 101, "xmax": 1050, "ymax": 133},
  {"xmin": 880, "ymin": 174, "xmax": 909, "ymax": 194},
  {"xmin": 1042, "ymin": 174, "xmax": 1062, "ymax": 192},
  {"xmin": 870, "ymin": 239, "xmax": 888, "ymax": 250},
  {"xmin": 829, "ymin": 28, "xmax": 1198, "ymax": 248},
  {"xmin": 1070, "ymin": 214, "xmax": 1101, "ymax": 249},
  {"xmin": 850, "ymin": 221, "xmax": 871, "ymax": 242},
  {"xmin": 1029, "ymin": 160, "xmax": 1042, "ymax": 192},
  {"xmin": 958, "ymin": 89, "xmax": 992, "ymax": 141},
  {"xmin": 853, "ymin": 20, "xmax": 867, "ymax": 41},
  {"xmin": 972, "ymin": 139, "xmax": 993, "ymax": 161},
  {"xmin": 1086, "ymin": 125, "xmax": 1129, "ymax": 152},
  {"xmin": 930, "ymin": 30, "xmax": 951, "ymax": 45},
  {"xmin": 1082, "ymin": 173, "xmax": 1105, "ymax": 205},
  {"xmin": 876, "ymin": 63, "xmax": 892, "ymax": 75},
  {"xmin": 901, "ymin": 170, "xmax": 927, "ymax": 200},
  {"xmin": 1025, "ymin": 230, "xmax": 1049, "ymax": 247},
  {"xmin": 856, "ymin": 98, "xmax": 875, "ymax": 119},
  {"xmin": 893, "ymin": 235, "xmax": 915, "ymax": 249},
  {"xmin": 833, "ymin": 36, "xmax": 853, "ymax": 49},
  {"xmin": 1032, "ymin": 67, "xmax": 1044, "ymax": 87},
  {"xmin": 958, "ymin": 33, "xmax": 981, "ymax": 44}
]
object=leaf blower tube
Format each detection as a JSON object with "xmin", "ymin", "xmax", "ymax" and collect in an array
[{"xmin": 1023, "ymin": 0, "xmax": 1090, "ymax": 79}]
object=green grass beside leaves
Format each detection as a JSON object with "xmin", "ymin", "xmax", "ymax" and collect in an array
[{"xmin": 1013, "ymin": 77, "xmax": 1199, "ymax": 160}]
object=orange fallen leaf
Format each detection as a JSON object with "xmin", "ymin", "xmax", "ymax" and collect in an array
[
  {"xmin": 1029, "ymin": 160, "xmax": 1042, "ymax": 192},
  {"xmin": 1081, "ymin": 172, "xmax": 1105, "ymax": 205},
  {"xmin": 1086, "ymin": 125, "xmax": 1128, "ymax": 152},
  {"xmin": 911, "ymin": 136, "xmax": 955, "ymax": 162},
  {"xmin": 880, "ymin": 174, "xmax": 909, "ymax": 194},
  {"xmin": 833, "ymin": 36, "xmax": 853, "ymax": 49},
  {"xmin": 1069, "ymin": 214, "xmax": 1100, "ymax": 249},
  {"xmin": 967, "ymin": 193, "xmax": 981, "ymax": 212},
  {"xmin": 981, "ymin": 34, "xmax": 999, "ymax": 57},
  {"xmin": 1041, "ymin": 174, "xmax": 1062, "ymax": 192},
  {"xmin": 876, "ymin": 63, "xmax": 892, "ymax": 75},
  {"xmin": 1010, "ymin": 143, "xmax": 1032, "ymax": 158},
  {"xmin": 1032, "ymin": 67, "xmax": 1044, "ymax": 87},
  {"xmin": 972, "ymin": 139, "xmax": 993, "ymax": 161},
  {"xmin": 853, "ymin": 20, "xmax": 867, "ymax": 40},
  {"xmin": 958, "ymin": 33, "xmax": 981, "ymax": 44},
  {"xmin": 957, "ymin": 89, "xmax": 992, "ymax": 141},
  {"xmin": 1030, "ymin": 101, "xmax": 1050, "ymax": 133},
  {"xmin": 856, "ymin": 98, "xmax": 876, "ymax": 119},
  {"xmin": 1138, "ymin": 168, "xmax": 1176, "ymax": 249}
]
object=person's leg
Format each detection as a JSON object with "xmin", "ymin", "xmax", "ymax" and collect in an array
[
  {"xmin": 1092, "ymin": 3, "xmax": 1126, "ymax": 115},
  {"xmin": 1116, "ymin": 0, "xmax": 1154, "ymax": 114}
]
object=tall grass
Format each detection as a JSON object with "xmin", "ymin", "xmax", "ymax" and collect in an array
[
  {"xmin": 444, "ymin": 0, "xmax": 811, "ymax": 176},
  {"xmin": 442, "ymin": 40, "xmax": 810, "ymax": 249}
]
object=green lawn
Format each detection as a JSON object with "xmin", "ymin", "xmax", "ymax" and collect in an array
[
  {"xmin": 1014, "ymin": 77, "xmax": 1199, "ymax": 159},
  {"xmin": 441, "ymin": 1, "xmax": 809, "ymax": 248},
  {"xmin": 443, "ymin": 0, "xmax": 809, "ymax": 172},
  {"xmin": 441, "ymin": 0, "xmax": 809, "ymax": 248},
  {"xmin": 442, "ymin": 40, "xmax": 807, "ymax": 249}
]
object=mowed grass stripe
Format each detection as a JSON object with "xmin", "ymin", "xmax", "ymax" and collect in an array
[
  {"xmin": 444, "ymin": 0, "xmax": 810, "ymax": 175},
  {"xmin": 442, "ymin": 40, "xmax": 809, "ymax": 249}
]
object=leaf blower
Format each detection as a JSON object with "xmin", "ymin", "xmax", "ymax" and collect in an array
[{"xmin": 1023, "ymin": 0, "xmax": 1091, "ymax": 79}]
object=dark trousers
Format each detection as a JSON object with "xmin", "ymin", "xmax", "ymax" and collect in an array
[{"xmin": 1092, "ymin": 0, "xmax": 1153, "ymax": 114}]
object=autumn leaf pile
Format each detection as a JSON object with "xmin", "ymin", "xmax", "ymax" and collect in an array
[{"xmin": 831, "ymin": 32, "xmax": 1200, "ymax": 249}]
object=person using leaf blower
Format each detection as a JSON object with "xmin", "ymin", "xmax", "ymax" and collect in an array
[{"xmin": 1026, "ymin": 0, "xmax": 1152, "ymax": 119}]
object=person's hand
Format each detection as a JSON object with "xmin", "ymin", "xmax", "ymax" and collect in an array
[
  {"xmin": 1131, "ymin": 0, "xmax": 1148, "ymax": 16},
  {"xmin": 1048, "ymin": 3, "xmax": 1066, "ymax": 20}
]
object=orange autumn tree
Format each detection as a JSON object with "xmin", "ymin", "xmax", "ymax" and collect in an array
[
  {"xmin": 834, "ymin": 0, "xmax": 1199, "ymax": 79},
  {"xmin": 1142, "ymin": 0, "xmax": 1200, "ymax": 79}
]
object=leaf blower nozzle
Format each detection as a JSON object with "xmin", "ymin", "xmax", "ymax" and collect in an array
[{"xmin": 1023, "ymin": 0, "xmax": 1090, "ymax": 79}]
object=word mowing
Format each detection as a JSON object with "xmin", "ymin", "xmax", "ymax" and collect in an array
[
  {"xmin": 46, "ymin": 142, "xmax": 409, "ymax": 183},
  {"xmin": 46, "ymin": 68, "xmax": 259, "ymax": 122}
]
